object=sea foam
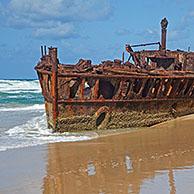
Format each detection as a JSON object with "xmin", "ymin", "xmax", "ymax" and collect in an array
[
  {"xmin": 0, "ymin": 79, "xmax": 41, "ymax": 93},
  {"xmin": 0, "ymin": 79, "xmax": 96, "ymax": 152},
  {"xmin": 0, "ymin": 114, "xmax": 96, "ymax": 152},
  {"xmin": 0, "ymin": 104, "xmax": 45, "ymax": 112}
]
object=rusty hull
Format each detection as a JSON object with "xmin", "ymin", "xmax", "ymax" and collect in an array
[{"xmin": 35, "ymin": 18, "xmax": 194, "ymax": 132}]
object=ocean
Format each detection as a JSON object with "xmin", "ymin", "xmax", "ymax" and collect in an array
[
  {"xmin": 1, "ymin": 80, "xmax": 194, "ymax": 194},
  {"xmin": 0, "ymin": 79, "xmax": 93, "ymax": 152}
]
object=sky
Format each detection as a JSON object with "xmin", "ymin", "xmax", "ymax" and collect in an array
[{"xmin": 1, "ymin": 0, "xmax": 194, "ymax": 79}]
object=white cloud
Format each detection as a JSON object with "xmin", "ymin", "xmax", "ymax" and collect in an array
[
  {"xmin": 8, "ymin": 0, "xmax": 111, "ymax": 21},
  {"xmin": 0, "ymin": 0, "xmax": 112, "ymax": 39},
  {"xmin": 33, "ymin": 23, "xmax": 77, "ymax": 39}
]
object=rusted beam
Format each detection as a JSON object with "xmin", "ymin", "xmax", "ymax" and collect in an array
[
  {"xmin": 130, "ymin": 42, "xmax": 161, "ymax": 48},
  {"xmin": 185, "ymin": 80, "xmax": 194, "ymax": 96},
  {"xmin": 57, "ymin": 97, "xmax": 193, "ymax": 104},
  {"xmin": 92, "ymin": 79, "xmax": 99, "ymax": 99},
  {"xmin": 126, "ymin": 79, "xmax": 135, "ymax": 98},
  {"xmin": 57, "ymin": 72, "xmax": 194, "ymax": 79},
  {"xmin": 163, "ymin": 79, "xmax": 173, "ymax": 97},
  {"xmin": 40, "ymin": 46, "xmax": 44, "ymax": 57},
  {"xmin": 49, "ymin": 47, "xmax": 58, "ymax": 129},
  {"xmin": 175, "ymin": 79, "xmax": 185, "ymax": 97},
  {"xmin": 122, "ymin": 52, "xmax": 125, "ymax": 63},
  {"xmin": 36, "ymin": 69, "xmax": 52, "ymax": 75},
  {"xmin": 36, "ymin": 68, "xmax": 194, "ymax": 79},
  {"xmin": 179, "ymin": 79, "xmax": 189, "ymax": 97},
  {"xmin": 44, "ymin": 45, "xmax": 47, "ymax": 55},
  {"xmin": 78, "ymin": 78, "xmax": 85, "ymax": 99},
  {"xmin": 137, "ymin": 78, "xmax": 148, "ymax": 97},
  {"xmin": 169, "ymin": 79, "xmax": 182, "ymax": 97},
  {"xmin": 146, "ymin": 79, "xmax": 157, "ymax": 98}
]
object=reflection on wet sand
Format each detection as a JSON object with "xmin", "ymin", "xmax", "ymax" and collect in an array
[{"xmin": 43, "ymin": 115, "xmax": 194, "ymax": 194}]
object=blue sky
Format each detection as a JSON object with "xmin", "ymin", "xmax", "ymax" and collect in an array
[{"xmin": 0, "ymin": 0, "xmax": 194, "ymax": 79}]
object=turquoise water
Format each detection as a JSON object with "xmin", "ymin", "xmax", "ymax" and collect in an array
[
  {"xmin": 0, "ymin": 79, "xmax": 43, "ymax": 106},
  {"xmin": 0, "ymin": 79, "xmax": 93, "ymax": 152}
]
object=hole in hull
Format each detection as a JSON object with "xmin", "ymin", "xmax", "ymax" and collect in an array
[
  {"xmin": 99, "ymin": 80, "xmax": 115, "ymax": 99},
  {"xmin": 96, "ymin": 112, "xmax": 106, "ymax": 127}
]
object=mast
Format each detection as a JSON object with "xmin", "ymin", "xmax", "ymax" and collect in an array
[{"xmin": 160, "ymin": 17, "xmax": 168, "ymax": 50}]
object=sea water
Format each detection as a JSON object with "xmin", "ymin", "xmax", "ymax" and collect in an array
[{"xmin": 0, "ymin": 79, "xmax": 93, "ymax": 152}]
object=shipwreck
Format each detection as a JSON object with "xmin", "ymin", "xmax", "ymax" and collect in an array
[{"xmin": 35, "ymin": 18, "xmax": 194, "ymax": 132}]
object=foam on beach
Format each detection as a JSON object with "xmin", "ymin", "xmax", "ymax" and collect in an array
[
  {"xmin": 0, "ymin": 104, "xmax": 45, "ymax": 112},
  {"xmin": 0, "ymin": 79, "xmax": 97, "ymax": 152},
  {"xmin": 0, "ymin": 114, "xmax": 95, "ymax": 152}
]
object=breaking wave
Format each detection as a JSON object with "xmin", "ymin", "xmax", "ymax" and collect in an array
[
  {"xmin": 0, "ymin": 104, "xmax": 45, "ymax": 112},
  {"xmin": 0, "ymin": 79, "xmax": 41, "ymax": 93},
  {"xmin": 0, "ymin": 79, "xmax": 43, "ymax": 105},
  {"xmin": 0, "ymin": 79, "xmax": 97, "ymax": 152},
  {"xmin": 0, "ymin": 114, "xmax": 96, "ymax": 152}
]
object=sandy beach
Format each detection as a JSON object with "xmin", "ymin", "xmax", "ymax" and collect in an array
[
  {"xmin": 2, "ymin": 1, "xmax": 194, "ymax": 193},
  {"xmin": 1, "ymin": 115, "xmax": 194, "ymax": 194}
]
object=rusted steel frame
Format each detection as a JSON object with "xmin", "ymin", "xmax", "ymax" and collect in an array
[
  {"xmin": 41, "ymin": 74, "xmax": 50, "ymax": 99},
  {"xmin": 133, "ymin": 79, "xmax": 142, "ymax": 94},
  {"xmin": 36, "ymin": 68, "xmax": 194, "ymax": 79},
  {"xmin": 57, "ymin": 78, "xmax": 70, "ymax": 100},
  {"xmin": 122, "ymin": 52, "xmax": 125, "ymax": 63},
  {"xmin": 130, "ymin": 42, "xmax": 160, "ymax": 48},
  {"xmin": 137, "ymin": 78, "xmax": 148, "ymax": 97},
  {"xmin": 163, "ymin": 79, "xmax": 173, "ymax": 97},
  {"xmin": 124, "ymin": 80, "xmax": 132, "ymax": 97},
  {"xmin": 113, "ymin": 80, "xmax": 122, "ymax": 99},
  {"xmin": 167, "ymin": 70, "xmax": 194, "ymax": 75},
  {"xmin": 46, "ymin": 75, "xmax": 51, "ymax": 94},
  {"xmin": 36, "ymin": 69, "xmax": 52, "ymax": 75},
  {"xmin": 44, "ymin": 45, "xmax": 47, "ymax": 55},
  {"xmin": 37, "ymin": 72, "xmax": 45, "ymax": 96},
  {"xmin": 156, "ymin": 78, "xmax": 165, "ymax": 98},
  {"xmin": 122, "ymin": 81, "xmax": 131, "ymax": 98},
  {"xmin": 49, "ymin": 48, "xmax": 58, "ymax": 129},
  {"xmin": 44, "ymin": 95, "xmax": 53, "ymax": 103},
  {"xmin": 175, "ymin": 79, "xmax": 185, "ymax": 97},
  {"xmin": 113, "ymin": 80, "xmax": 128, "ymax": 99},
  {"xmin": 57, "ymin": 97, "xmax": 194, "ymax": 104},
  {"xmin": 151, "ymin": 78, "xmax": 162, "ymax": 98},
  {"xmin": 146, "ymin": 79, "xmax": 158, "ymax": 98},
  {"xmin": 78, "ymin": 78, "xmax": 85, "ymax": 99},
  {"xmin": 102, "ymin": 68, "xmax": 148, "ymax": 76},
  {"xmin": 179, "ymin": 79, "xmax": 189, "ymax": 97},
  {"xmin": 58, "ymin": 72, "xmax": 194, "ymax": 79},
  {"xmin": 40, "ymin": 46, "xmax": 44, "ymax": 57},
  {"xmin": 37, "ymin": 75, "xmax": 52, "ymax": 102},
  {"xmin": 185, "ymin": 79, "xmax": 194, "ymax": 96},
  {"xmin": 166, "ymin": 81, "xmax": 173, "ymax": 97},
  {"xmin": 126, "ymin": 79, "xmax": 135, "ymax": 98},
  {"xmin": 92, "ymin": 79, "xmax": 99, "ymax": 99},
  {"xmin": 44, "ymin": 74, "xmax": 52, "ymax": 99},
  {"xmin": 169, "ymin": 79, "xmax": 182, "ymax": 97}
]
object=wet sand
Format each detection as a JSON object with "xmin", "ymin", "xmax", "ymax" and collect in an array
[{"xmin": 1, "ymin": 115, "xmax": 194, "ymax": 194}]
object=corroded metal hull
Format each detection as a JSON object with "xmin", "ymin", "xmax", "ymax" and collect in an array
[
  {"xmin": 35, "ymin": 52, "xmax": 194, "ymax": 132},
  {"xmin": 35, "ymin": 18, "xmax": 194, "ymax": 132},
  {"xmin": 45, "ymin": 99, "xmax": 194, "ymax": 132}
]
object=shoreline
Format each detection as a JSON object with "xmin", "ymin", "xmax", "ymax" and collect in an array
[
  {"xmin": 1, "ymin": 113, "xmax": 194, "ymax": 154},
  {"xmin": 1, "ymin": 114, "xmax": 194, "ymax": 193}
]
